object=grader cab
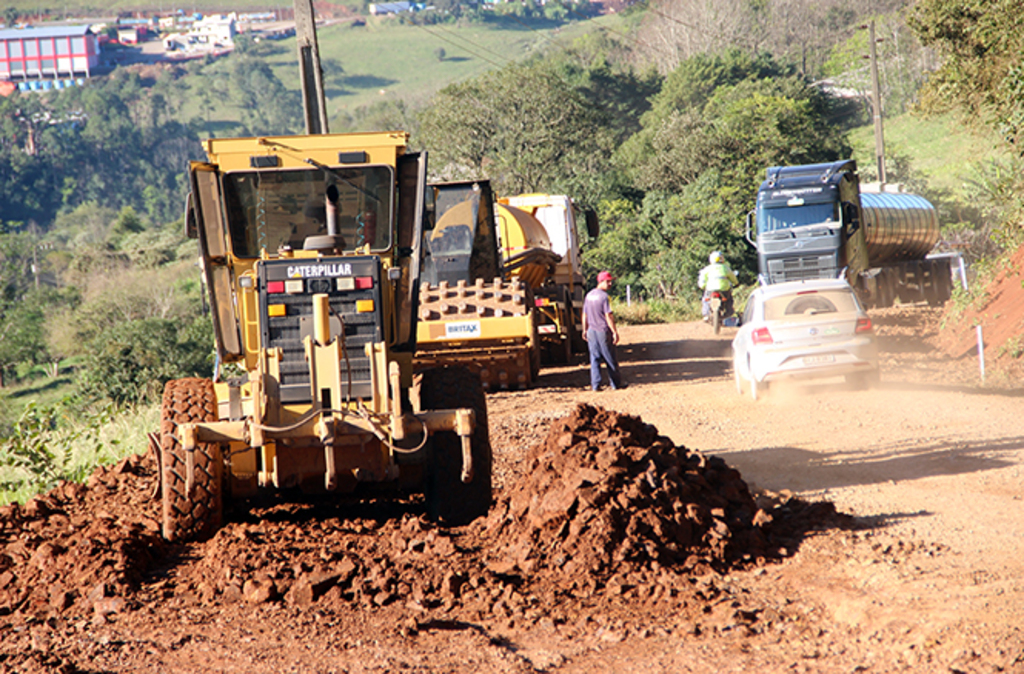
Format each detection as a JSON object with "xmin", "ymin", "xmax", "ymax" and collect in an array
[{"xmin": 160, "ymin": 132, "xmax": 492, "ymax": 541}]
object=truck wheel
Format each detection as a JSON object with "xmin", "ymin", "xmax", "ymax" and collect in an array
[
  {"xmin": 417, "ymin": 367, "xmax": 493, "ymax": 525},
  {"xmin": 160, "ymin": 378, "xmax": 224, "ymax": 542},
  {"xmin": 529, "ymin": 334, "xmax": 542, "ymax": 383},
  {"xmin": 561, "ymin": 286, "xmax": 576, "ymax": 363},
  {"xmin": 527, "ymin": 286, "xmax": 541, "ymax": 382},
  {"xmin": 925, "ymin": 261, "xmax": 946, "ymax": 306},
  {"xmin": 876, "ymin": 273, "xmax": 893, "ymax": 308}
]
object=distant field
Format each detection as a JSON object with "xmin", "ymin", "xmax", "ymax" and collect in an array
[
  {"xmin": 267, "ymin": 14, "xmax": 628, "ymax": 115},
  {"xmin": 849, "ymin": 112, "xmax": 1007, "ymax": 197}
]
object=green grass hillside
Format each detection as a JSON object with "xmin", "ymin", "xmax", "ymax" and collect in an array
[
  {"xmin": 269, "ymin": 14, "xmax": 629, "ymax": 115},
  {"xmin": 848, "ymin": 112, "xmax": 1007, "ymax": 197}
]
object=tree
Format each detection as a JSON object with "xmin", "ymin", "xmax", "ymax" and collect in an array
[
  {"xmin": 617, "ymin": 51, "xmax": 853, "ymax": 199},
  {"xmin": 0, "ymin": 297, "xmax": 47, "ymax": 387},
  {"xmin": 0, "ymin": 232, "xmax": 52, "ymax": 386},
  {"xmin": 229, "ymin": 58, "xmax": 302, "ymax": 136},
  {"xmin": 417, "ymin": 55, "xmax": 641, "ymax": 206},
  {"xmin": 107, "ymin": 206, "xmax": 146, "ymax": 248},
  {"xmin": 78, "ymin": 316, "xmax": 212, "ymax": 405},
  {"xmin": 0, "ymin": 72, "xmax": 200, "ymax": 229},
  {"xmin": 910, "ymin": 0, "xmax": 1024, "ymax": 149},
  {"xmin": 592, "ymin": 50, "xmax": 854, "ymax": 299},
  {"xmin": 630, "ymin": 0, "xmax": 907, "ymax": 77}
]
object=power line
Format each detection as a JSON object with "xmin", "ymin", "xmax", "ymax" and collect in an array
[{"xmin": 408, "ymin": 20, "xmax": 511, "ymax": 69}]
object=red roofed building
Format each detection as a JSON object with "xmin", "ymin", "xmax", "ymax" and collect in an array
[{"xmin": 0, "ymin": 25, "xmax": 99, "ymax": 82}]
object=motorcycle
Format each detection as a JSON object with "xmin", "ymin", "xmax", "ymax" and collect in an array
[{"xmin": 703, "ymin": 290, "xmax": 734, "ymax": 334}]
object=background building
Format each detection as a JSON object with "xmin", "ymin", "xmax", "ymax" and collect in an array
[{"xmin": 0, "ymin": 25, "xmax": 99, "ymax": 82}]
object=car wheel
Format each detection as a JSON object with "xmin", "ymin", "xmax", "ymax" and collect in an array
[
  {"xmin": 750, "ymin": 376, "xmax": 761, "ymax": 401},
  {"xmin": 734, "ymin": 364, "xmax": 743, "ymax": 395}
]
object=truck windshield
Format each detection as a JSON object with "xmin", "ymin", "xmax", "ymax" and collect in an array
[
  {"xmin": 758, "ymin": 202, "xmax": 837, "ymax": 235},
  {"xmin": 221, "ymin": 165, "xmax": 394, "ymax": 258}
]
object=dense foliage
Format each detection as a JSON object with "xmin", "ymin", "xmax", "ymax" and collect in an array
[{"xmin": 0, "ymin": 70, "xmax": 197, "ymax": 228}]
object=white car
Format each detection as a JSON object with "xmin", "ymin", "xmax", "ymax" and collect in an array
[{"xmin": 731, "ymin": 279, "xmax": 879, "ymax": 400}]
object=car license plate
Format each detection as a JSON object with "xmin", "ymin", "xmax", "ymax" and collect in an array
[{"xmin": 804, "ymin": 354, "xmax": 835, "ymax": 365}]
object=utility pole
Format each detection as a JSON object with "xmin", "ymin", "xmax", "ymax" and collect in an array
[
  {"xmin": 294, "ymin": 0, "xmax": 329, "ymax": 135},
  {"xmin": 867, "ymin": 20, "xmax": 886, "ymax": 184}
]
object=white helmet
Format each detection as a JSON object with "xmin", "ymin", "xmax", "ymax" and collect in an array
[{"xmin": 710, "ymin": 251, "xmax": 724, "ymax": 264}]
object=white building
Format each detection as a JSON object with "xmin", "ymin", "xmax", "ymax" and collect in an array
[{"xmin": 164, "ymin": 13, "xmax": 236, "ymax": 53}]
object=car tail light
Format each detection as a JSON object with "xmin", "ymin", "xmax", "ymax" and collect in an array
[
  {"xmin": 855, "ymin": 317, "xmax": 873, "ymax": 333},
  {"xmin": 752, "ymin": 327, "xmax": 773, "ymax": 345}
]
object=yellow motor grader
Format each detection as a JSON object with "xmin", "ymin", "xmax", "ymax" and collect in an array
[{"xmin": 161, "ymin": 132, "xmax": 492, "ymax": 541}]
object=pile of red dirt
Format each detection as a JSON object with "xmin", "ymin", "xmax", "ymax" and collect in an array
[
  {"xmin": 1, "ymin": 404, "xmax": 845, "ymax": 630},
  {"xmin": 478, "ymin": 404, "xmax": 776, "ymax": 583},
  {"xmin": 0, "ymin": 454, "xmax": 163, "ymax": 623}
]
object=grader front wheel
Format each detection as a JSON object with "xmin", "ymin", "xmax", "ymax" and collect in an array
[{"xmin": 160, "ymin": 378, "xmax": 224, "ymax": 542}]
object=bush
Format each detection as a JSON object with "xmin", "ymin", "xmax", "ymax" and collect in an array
[
  {"xmin": 79, "ymin": 316, "xmax": 213, "ymax": 405},
  {"xmin": 612, "ymin": 297, "xmax": 700, "ymax": 325},
  {"xmin": 0, "ymin": 397, "xmax": 114, "ymax": 502}
]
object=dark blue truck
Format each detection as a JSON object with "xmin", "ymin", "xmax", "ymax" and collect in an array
[{"xmin": 745, "ymin": 160, "xmax": 955, "ymax": 308}]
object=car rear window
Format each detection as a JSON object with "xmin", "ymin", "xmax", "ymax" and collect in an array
[{"xmin": 764, "ymin": 289, "xmax": 859, "ymax": 320}]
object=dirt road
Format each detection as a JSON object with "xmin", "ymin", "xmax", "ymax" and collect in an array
[{"xmin": 2, "ymin": 306, "xmax": 1022, "ymax": 673}]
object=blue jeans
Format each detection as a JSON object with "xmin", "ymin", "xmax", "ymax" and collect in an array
[{"xmin": 587, "ymin": 329, "xmax": 622, "ymax": 390}]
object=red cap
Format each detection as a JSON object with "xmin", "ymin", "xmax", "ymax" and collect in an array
[{"xmin": 597, "ymin": 270, "xmax": 614, "ymax": 283}]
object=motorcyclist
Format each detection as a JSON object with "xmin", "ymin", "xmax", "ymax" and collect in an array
[{"xmin": 698, "ymin": 251, "xmax": 738, "ymax": 321}]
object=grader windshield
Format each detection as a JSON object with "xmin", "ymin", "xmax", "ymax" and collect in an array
[{"xmin": 221, "ymin": 165, "xmax": 395, "ymax": 257}]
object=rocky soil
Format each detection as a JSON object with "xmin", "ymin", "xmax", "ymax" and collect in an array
[{"xmin": 1, "ymin": 288, "xmax": 1023, "ymax": 672}]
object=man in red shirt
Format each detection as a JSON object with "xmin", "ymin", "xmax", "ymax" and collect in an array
[{"xmin": 581, "ymin": 270, "xmax": 625, "ymax": 391}]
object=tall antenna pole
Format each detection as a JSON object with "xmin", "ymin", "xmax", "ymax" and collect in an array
[{"xmin": 868, "ymin": 20, "xmax": 886, "ymax": 184}]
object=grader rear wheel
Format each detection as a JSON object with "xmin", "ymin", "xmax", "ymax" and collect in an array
[
  {"xmin": 160, "ymin": 378, "xmax": 224, "ymax": 542},
  {"xmin": 417, "ymin": 367, "xmax": 493, "ymax": 525}
]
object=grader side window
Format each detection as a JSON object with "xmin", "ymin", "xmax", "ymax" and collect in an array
[{"xmin": 222, "ymin": 165, "xmax": 394, "ymax": 258}]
